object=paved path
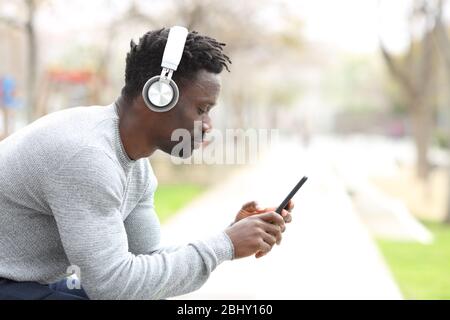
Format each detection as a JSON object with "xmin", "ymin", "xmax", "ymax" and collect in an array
[{"xmin": 161, "ymin": 138, "xmax": 403, "ymax": 299}]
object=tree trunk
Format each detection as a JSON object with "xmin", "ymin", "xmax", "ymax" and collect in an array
[
  {"xmin": 446, "ymin": 91, "xmax": 450, "ymax": 225},
  {"xmin": 433, "ymin": 0, "xmax": 450, "ymax": 224},
  {"xmin": 444, "ymin": 84, "xmax": 450, "ymax": 223},
  {"xmin": 25, "ymin": 0, "xmax": 37, "ymax": 122},
  {"xmin": 411, "ymin": 100, "xmax": 433, "ymax": 180}
]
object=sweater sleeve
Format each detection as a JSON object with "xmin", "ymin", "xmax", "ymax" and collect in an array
[
  {"xmin": 45, "ymin": 147, "xmax": 233, "ymax": 300},
  {"xmin": 124, "ymin": 182, "xmax": 182, "ymax": 255}
]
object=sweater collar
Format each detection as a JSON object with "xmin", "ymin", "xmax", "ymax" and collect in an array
[{"xmin": 112, "ymin": 102, "xmax": 136, "ymax": 169}]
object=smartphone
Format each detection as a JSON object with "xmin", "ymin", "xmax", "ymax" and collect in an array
[{"xmin": 275, "ymin": 176, "xmax": 308, "ymax": 214}]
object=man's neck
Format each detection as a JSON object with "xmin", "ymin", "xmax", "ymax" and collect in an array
[{"xmin": 115, "ymin": 96, "xmax": 157, "ymax": 160}]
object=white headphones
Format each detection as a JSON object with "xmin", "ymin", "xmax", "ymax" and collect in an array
[{"xmin": 142, "ymin": 26, "xmax": 188, "ymax": 112}]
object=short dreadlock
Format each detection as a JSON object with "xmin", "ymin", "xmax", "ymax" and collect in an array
[{"xmin": 121, "ymin": 28, "xmax": 231, "ymax": 102}]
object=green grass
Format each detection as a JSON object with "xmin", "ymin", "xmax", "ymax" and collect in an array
[
  {"xmin": 154, "ymin": 184, "xmax": 205, "ymax": 223},
  {"xmin": 377, "ymin": 221, "xmax": 450, "ymax": 299}
]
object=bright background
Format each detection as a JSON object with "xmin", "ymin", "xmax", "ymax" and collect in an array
[{"xmin": 1, "ymin": 0, "xmax": 449, "ymax": 299}]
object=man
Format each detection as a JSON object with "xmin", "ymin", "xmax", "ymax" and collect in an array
[{"xmin": 0, "ymin": 28, "xmax": 293, "ymax": 300}]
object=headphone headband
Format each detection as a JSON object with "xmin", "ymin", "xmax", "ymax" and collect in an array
[
  {"xmin": 142, "ymin": 26, "xmax": 188, "ymax": 112},
  {"xmin": 161, "ymin": 26, "xmax": 188, "ymax": 71}
]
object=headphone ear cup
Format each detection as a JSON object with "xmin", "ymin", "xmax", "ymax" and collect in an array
[{"xmin": 142, "ymin": 76, "xmax": 179, "ymax": 112}]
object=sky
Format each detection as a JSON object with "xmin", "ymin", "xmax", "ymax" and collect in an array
[
  {"xmin": 290, "ymin": 0, "xmax": 411, "ymax": 54},
  {"xmin": 1, "ymin": 0, "xmax": 449, "ymax": 55}
]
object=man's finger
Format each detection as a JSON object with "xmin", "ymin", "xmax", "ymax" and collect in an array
[
  {"xmin": 261, "ymin": 222, "xmax": 283, "ymax": 242},
  {"xmin": 258, "ymin": 240, "xmax": 272, "ymax": 256},
  {"xmin": 284, "ymin": 213, "xmax": 292, "ymax": 223},
  {"xmin": 242, "ymin": 201, "xmax": 258, "ymax": 210},
  {"xmin": 286, "ymin": 200, "xmax": 294, "ymax": 212},
  {"xmin": 259, "ymin": 211, "xmax": 285, "ymax": 228},
  {"xmin": 261, "ymin": 231, "xmax": 277, "ymax": 247},
  {"xmin": 255, "ymin": 251, "xmax": 266, "ymax": 258},
  {"xmin": 280, "ymin": 209, "xmax": 293, "ymax": 223}
]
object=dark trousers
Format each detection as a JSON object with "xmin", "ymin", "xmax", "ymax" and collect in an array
[{"xmin": 0, "ymin": 277, "xmax": 89, "ymax": 300}]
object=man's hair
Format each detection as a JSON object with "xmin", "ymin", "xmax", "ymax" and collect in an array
[{"xmin": 121, "ymin": 28, "xmax": 231, "ymax": 102}]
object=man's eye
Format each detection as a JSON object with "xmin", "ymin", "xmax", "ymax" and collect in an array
[{"xmin": 198, "ymin": 108, "xmax": 207, "ymax": 115}]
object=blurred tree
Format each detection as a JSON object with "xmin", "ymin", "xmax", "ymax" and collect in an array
[
  {"xmin": 90, "ymin": 0, "xmax": 158, "ymax": 105},
  {"xmin": 379, "ymin": 0, "xmax": 441, "ymax": 180},
  {"xmin": 24, "ymin": 0, "xmax": 38, "ymax": 122},
  {"xmin": 434, "ymin": 1, "xmax": 450, "ymax": 75},
  {"xmin": 431, "ymin": 0, "xmax": 450, "ymax": 223},
  {"xmin": 0, "ymin": 0, "xmax": 47, "ymax": 123}
]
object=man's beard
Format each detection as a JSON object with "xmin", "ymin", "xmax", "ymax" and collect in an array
[
  {"xmin": 177, "ymin": 139, "xmax": 195, "ymax": 158},
  {"xmin": 164, "ymin": 121, "xmax": 205, "ymax": 159},
  {"xmin": 159, "ymin": 132, "xmax": 202, "ymax": 159}
]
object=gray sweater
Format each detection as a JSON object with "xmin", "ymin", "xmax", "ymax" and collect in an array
[{"xmin": 0, "ymin": 104, "xmax": 234, "ymax": 299}]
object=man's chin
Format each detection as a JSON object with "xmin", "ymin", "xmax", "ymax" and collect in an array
[
  {"xmin": 160, "ymin": 140, "xmax": 204, "ymax": 159},
  {"xmin": 161, "ymin": 143, "xmax": 196, "ymax": 159}
]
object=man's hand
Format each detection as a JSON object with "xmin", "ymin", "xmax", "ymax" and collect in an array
[
  {"xmin": 234, "ymin": 200, "xmax": 294, "ymax": 224},
  {"xmin": 225, "ymin": 212, "xmax": 286, "ymax": 259}
]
